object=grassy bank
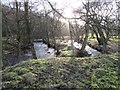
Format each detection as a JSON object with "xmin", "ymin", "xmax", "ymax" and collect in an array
[{"xmin": 2, "ymin": 53, "xmax": 120, "ymax": 89}]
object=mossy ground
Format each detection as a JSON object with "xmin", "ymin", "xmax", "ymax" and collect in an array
[{"xmin": 2, "ymin": 52, "xmax": 120, "ymax": 89}]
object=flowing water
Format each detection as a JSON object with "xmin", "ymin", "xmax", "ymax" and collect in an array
[
  {"xmin": 33, "ymin": 40, "xmax": 100, "ymax": 59},
  {"xmin": 3, "ymin": 40, "xmax": 101, "ymax": 67},
  {"xmin": 68, "ymin": 40, "xmax": 101, "ymax": 57},
  {"xmin": 33, "ymin": 42, "xmax": 56, "ymax": 58}
]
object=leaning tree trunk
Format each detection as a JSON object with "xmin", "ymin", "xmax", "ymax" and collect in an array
[
  {"xmin": 91, "ymin": 26, "xmax": 102, "ymax": 45},
  {"xmin": 91, "ymin": 21, "xmax": 108, "ymax": 53},
  {"xmin": 80, "ymin": 23, "xmax": 89, "ymax": 52},
  {"xmin": 97, "ymin": 27, "xmax": 108, "ymax": 53}
]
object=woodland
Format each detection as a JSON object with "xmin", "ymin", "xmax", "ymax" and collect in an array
[{"xmin": 1, "ymin": 0, "xmax": 120, "ymax": 89}]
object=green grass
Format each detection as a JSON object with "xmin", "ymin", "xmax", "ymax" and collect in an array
[
  {"xmin": 110, "ymin": 35, "xmax": 120, "ymax": 39},
  {"xmin": 60, "ymin": 50, "xmax": 72, "ymax": 57},
  {"xmin": 110, "ymin": 35, "xmax": 120, "ymax": 42},
  {"xmin": 87, "ymin": 34, "xmax": 120, "ymax": 42},
  {"xmin": 86, "ymin": 34, "xmax": 120, "ymax": 41},
  {"xmin": 2, "ymin": 53, "xmax": 120, "ymax": 89}
]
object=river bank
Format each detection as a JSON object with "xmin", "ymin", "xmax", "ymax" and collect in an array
[{"xmin": 2, "ymin": 52, "xmax": 119, "ymax": 89}]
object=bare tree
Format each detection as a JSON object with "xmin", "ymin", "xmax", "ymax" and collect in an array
[
  {"xmin": 88, "ymin": 0, "xmax": 115, "ymax": 53},
  {"xmin": 15, "ymin": 0, "xmax": 22, "ymax": 58},
  {"xmin": 42, "ymin": 1, "xmax": 51, "ymax": 44},
  {"xmin": 24, "ymin": 0, "xmax": 37, "ymax": 59}
]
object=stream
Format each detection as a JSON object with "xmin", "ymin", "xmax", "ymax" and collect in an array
[
  {"xmin": 68, "ymin": 40, "xmax": 101, "ymax": 57},
  {"xmin": 33, "ymin": 40, "xmax": 100, "ymax": 58},
  {"xmin": 3, "ymin": 39, "xmax": 101, "ymax": 67},
  {"xmin": 33, "ymin": 41, "xmax": 56, "ymax": 59}
]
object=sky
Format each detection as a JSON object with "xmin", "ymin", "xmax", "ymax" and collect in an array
[
  {"xmin": 2, "ymin": 0, "xmax": 83, "ymax": 18},
  {"xmin": 2, "ymin": 0, "xmax": 118, "ymax": 24}
]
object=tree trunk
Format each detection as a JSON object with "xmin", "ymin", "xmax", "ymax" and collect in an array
[
  {"xmin": 0, "ymin": 1, "xmax": 2, "ymax": 68},
  {"xmin": 80, "ymin": 0, "xmax": 89, "ymax": 52},
  {"xmin": 92, "ymin": 28, "xmax": 102, "ymax": 45},
  {"xmin": 15, "ymin": 0, "xmax": 21, "ymax": 59},
  {"xmin": 45, "ymin": 15, "xmax": 50, "ymax": 44},
  {"xmin": 81, "ymin": 23, "xmax": 89, "ymax": 51},
  {"xmin": 97, "ymin": 27, "xmax": 108, "ymax": 53},
  {"xmin": 24, "ymin": 1, "xmax": 37, "ymax": 59},
  {"xmin": 69, "ymin": 21, "xmax": 75, "ymax": 56},
  {"xmin": 91, "ymin": 31, "xmax": 95, "ymax": 38}
]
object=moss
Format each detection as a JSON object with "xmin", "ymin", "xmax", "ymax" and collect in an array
[
  {"xmin": 3, "ymin": 72, "xmax": 20, "ymax": 80},
  {"xmin": 22, "ymin": 72, "xmax": 37, "ymax": 84},
  {"xmin": 14, "ymin": 67, "xmax": 29, "ymax": 75},
  {"xmin": 61, "ymin": 50, "xmax": 72, "ymax": 56},
  {"xmin": 2, "ymin": 53, "xmax": 120, "ymax": 89},
  {"xmin": 2, "ymin": 80, "xmax": 20, "ymax": 89}
]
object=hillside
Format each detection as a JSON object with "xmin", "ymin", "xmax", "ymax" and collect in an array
[{"xmin": 2, "ymin": 53, "xmax": 120, "ymax": 89}]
